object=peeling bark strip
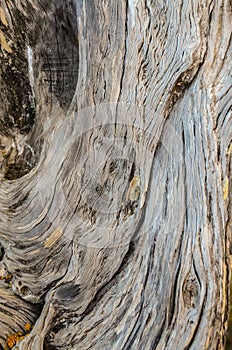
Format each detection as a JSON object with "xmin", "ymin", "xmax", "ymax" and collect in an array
[{"xmin": 0, "ymin": 0, "xmax": 231, "ymax": 349}]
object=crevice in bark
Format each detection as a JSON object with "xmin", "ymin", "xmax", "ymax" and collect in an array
[
  {"xmin": 117, "ymin": 0, "xmax": 128, "ymax": 102},
  {"xmin": 0, "ymin": 1, "xmax": 231, "ymax": 349}
]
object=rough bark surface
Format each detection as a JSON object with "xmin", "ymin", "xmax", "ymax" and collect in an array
[{"xmin": 0, "ymin": 0, "xmax": 231, "ymax": 349}]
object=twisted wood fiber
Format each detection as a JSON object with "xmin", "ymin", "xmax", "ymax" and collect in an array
[{"xmin": 0, "ymin": 0, "xmax": 231, "ymax": 349}]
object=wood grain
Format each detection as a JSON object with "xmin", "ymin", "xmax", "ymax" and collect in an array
[{"xmin": 0, "ymin": 0, "xmax": 231, "ymax": 349}]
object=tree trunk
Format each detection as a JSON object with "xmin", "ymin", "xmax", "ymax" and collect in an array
[{"xmin": 0, "ymin": 1, "xmax": 231, "ymax": 349}]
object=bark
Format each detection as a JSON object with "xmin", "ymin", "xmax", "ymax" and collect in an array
[{"xmin": 0, "ymin": 0, "xmax": 231, "ymax": 349}]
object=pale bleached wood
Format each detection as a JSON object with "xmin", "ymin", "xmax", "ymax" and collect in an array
[{"xmin": 0, "ymin": 0, "xmax": 231, "ymax": 349}]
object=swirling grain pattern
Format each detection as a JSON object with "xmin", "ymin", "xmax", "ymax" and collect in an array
[{"xmin": 0, "ymin": 0, "xmax": 231, "ymax": 349}]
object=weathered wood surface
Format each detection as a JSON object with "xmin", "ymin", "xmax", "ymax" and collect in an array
[{"xmin": 0, "ymin": 0, "xmax": 231, "ymax": 349}]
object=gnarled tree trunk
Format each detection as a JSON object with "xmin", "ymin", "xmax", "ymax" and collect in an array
[{"xmin": 0, "ymin": 0, "xmax": 231, "ymax": 349}]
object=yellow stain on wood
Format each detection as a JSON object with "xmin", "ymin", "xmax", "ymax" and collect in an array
[
  {"xmin": 127, "ymin": 175, "xmax": 140, "ymax": 202},
  {"xmin": 0, "ymin": 30, "xmax": 12, "ymax": 53},
  {"xmin": 228, "ymin": 143, "xmax": 232, "ymax": 156},
  {"xmin": 6, "ymin": 322, "xmax": 33, "ymax": 348},
  {"xmin": 24, "ymin": 323, "xmax": 31, "ymax": 332},
  {"xmin": 0, "ymin": 7, "xmax": 8, "ymax": 27},
  {"xmin": 223, "ymin": 177, "xmax": 229, "ymax": 200},
  {"xmin": 0, "ymin": 274, "xmax": 12, "ymax": 283},
  {"xmin": 45, "ymin": 227, "xmax": 63, "ymax": 248},
  {"xmin": 6, "ymin": 332, "xmax": 25, "ymax": 349}
]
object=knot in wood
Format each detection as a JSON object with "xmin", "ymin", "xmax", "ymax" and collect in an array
[{"xmin": 182, "ymin": 274, "xmax": 200, "ymax": 309}]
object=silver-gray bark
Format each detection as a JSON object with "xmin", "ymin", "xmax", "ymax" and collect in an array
[{"xmin": 0, "ymin": 1, "xmax": 231, "ymax": 349}]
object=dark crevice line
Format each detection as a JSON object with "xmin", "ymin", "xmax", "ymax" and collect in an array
[
  {"xmin": 144, "ymin": 0, "xmax": 151, "ymax": 39},
  {"xmin": 183, "ymin": 289, "xmax": 208, "ymax": 350},
  {"xmin": 0, "ymin": 307, "xmax": 19, "ymax": 318},
  {"xmin": 225, "ymin": 152, "xmax": 232, "ymax": 348},
  {"xmin": 163, "ymin": 122, "xmax": 187, "ymax": 337},
  {"xmin": 208, "ymin": 0, "xmax": 215, "ymax": 24},
  {"xmin": 128, "ymin": 162, "xmax": 136, "ymax": 182},
  {"xmin": 164, "ymin": 5, "xmax": 211, "ymax": 121},
  {"xmin": 144, "ymin": 42, "xmax": 208, "ymax": 138},
  {"xmin": 37, "ymin": 0, "xmax": 49, "ymax": 15},
  {"xmin": 151, "ymin": 317, "xmax": 166, "ymax": 350},
  {"xmin": 8, "ymin": 193, "xmax": 30, "ymax": 212},
  {"xmin": 215, "ymin": 84, "xmax": 232, "ymax": 107},
  {"xmin": 4, "ymin": 0, "xmax": 14, "ymax": 26},
  {"xmin": 31, "ymin": 263, "xmax": 75, "ymax": 346},
  {"xmin": 163, "ymin": 172, "xmax": 169, "ymax": 217},
  {"xmin": 181, "ymin": 122, "xmax": 188, "ymax": 234},
  {"xmin": 48, "ymin": 247, "xmax": 74, "ymax": 298},
  {"xmin": 137, "ymin": 39, "xmax": 150, "ymax": 81},
  {"xmin": 0, "ymin": 323, "xmax": 17, "ymax": 334},
  {"xmin": 70, "ymin": 240, "xmax": 137, "ymax": 322},
  {"xmin": 165, "ymin": 52, "xmax": 206, "ymax": 119},
  {"xmin": 192, "ymin": 258, "xmax": 202, "ymax": 289},
  {"xmin": 117, "ymin": 0, "xmax": 128, "ymax": 103},
  {"xmin": 168, "ymin": 258, "xmax": 182, "ymax": 328},
  {"xmin": 214, "ymin": 95, "xmax": 232, "ymax": 132},
  {"xmin": 122, "ymin": 316, "xmax": 142, "ymax": 350},
  {"xmin": 122, "ymin": 241, "xmax": 156, "ymax": 350}
]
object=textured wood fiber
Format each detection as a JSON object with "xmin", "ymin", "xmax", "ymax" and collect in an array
[{"xmin": 0, "ymin": 0, "xmax": 231, "ymax": 349}]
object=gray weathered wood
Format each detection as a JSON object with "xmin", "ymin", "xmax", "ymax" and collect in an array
[{"xmin": 0, "ymin": 0, "xmax": 231, "ymax": 349}]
